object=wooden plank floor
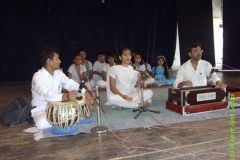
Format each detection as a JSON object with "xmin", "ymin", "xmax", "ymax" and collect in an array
[{"xmin": 0, "ymin": 71, "xmax": 240, "ymax": 160}]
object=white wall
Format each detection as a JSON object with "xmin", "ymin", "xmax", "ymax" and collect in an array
[{"xmin": 172, "ymin": 24, "xmax": 181, "ymax": 70}]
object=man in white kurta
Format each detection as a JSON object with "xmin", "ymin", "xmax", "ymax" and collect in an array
[
  {"xmin": 106, "ymin": 65, "xmax": 153, "ymax": 108},
  {"xmin": 174, "ymin": 43, "xmax": 226, "ymax": 89},
  {"xmin": 31, "ymin": 68, "xmax": 79, "ymax": 130},
  {"xmin": 174, "ymin": 59, "xmax": 220, "ymax": 88},
  {"xmin": 31, "ymin": 45, "xmax": 94, "ymax": 130}
]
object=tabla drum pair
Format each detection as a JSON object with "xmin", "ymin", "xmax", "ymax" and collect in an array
[{"xmin": 46, "ymin": 95, "xmax": 93, "ymax": 134}]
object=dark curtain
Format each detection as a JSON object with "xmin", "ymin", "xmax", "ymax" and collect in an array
[
  {"xmin": 223, "ymin": 0, "xmax": 240, "ymax": 70},
  {"xmin": 177, "ymin": 0, "xmax": 215, "ymax": 65},
  {"xmin": 0, "ymin": 0, "xmax": 177, "ymax": 81}
]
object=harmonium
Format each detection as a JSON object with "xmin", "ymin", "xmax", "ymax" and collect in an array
[{"xmin": 166, "ymin": 86, "xmax": 228, "ymax": 115}]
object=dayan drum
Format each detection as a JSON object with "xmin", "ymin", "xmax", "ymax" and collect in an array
[{"xmin": 46, "ymin": 101, "xmax": 80, "ymax": 130}]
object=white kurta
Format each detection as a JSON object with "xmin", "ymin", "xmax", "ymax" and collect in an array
[
  {"xmin": 174, "ymin": 59, "xmax": 221, "ymax": 88},
  {"xmin": 106, "ymin": 65, "xmax": 153, "ymax": 108},
  {"xmin": 93, "ymin": 60, "xmax": 106, "ymax": 81},
  {"xmin": 96, "ymin": 63, "xmax": 115, "ymax": 88}
]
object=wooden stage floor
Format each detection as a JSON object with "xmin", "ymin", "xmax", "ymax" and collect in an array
[{"xmin": 0, "ymin": 71, "xmax": 240, "ymax": 160}]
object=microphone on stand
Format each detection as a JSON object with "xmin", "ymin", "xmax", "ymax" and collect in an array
[
  {"xmin": 129, "ymin": 62, "xmax": 136, "ymax": 69},
  {"xmin": 76, "ymin": 76, "xmax": 88, "ymax": 100},
  {"xmin": 209, "ymin": 68, "xmax": 214, "ymax": 80},
  {"xmin": 207, "ymin": 68, "xmax": 215, "ymax": 87},
  {"xmin": 76, "ymin": 82, "xmax": 84, "ymax": 100},
  {"xmin": 129, "ymin": 62, "xmax": 150, "ymax": 77},
  {"xmin": 76, "ymin": 77, "xmax": 105, "ymax": 113}
]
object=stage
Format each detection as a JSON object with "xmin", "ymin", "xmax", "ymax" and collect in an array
[{"xmin": 0, "ymin": 71, "xmax": 240, "ymax": 159}]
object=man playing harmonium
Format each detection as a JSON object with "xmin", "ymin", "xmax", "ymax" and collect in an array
[
  {"xmin": 31, "ymin": 45, "xmax": 94, "ymax": 130},
  {"xmin": 174, "ymin": 43, "xmax": 227, "ymax": 89}
]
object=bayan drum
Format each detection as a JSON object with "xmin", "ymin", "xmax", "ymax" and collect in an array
[{"xmin": 46, "ymin": 101, "xmax": 81, "ymax": 130}]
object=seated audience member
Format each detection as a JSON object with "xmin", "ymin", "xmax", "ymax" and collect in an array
[
  {"xmin": 174, "ymin": 43, "xmax": 227, "ymax": 89},
  {"xmin": 96, "ymin": 52, "xmax": 116, "ymax": 88},
  {"xmin": 93, "ymin": 52, "xmax": 106, "ymax": 83},
  {"xmin": 142, "ymin": 57, "xmax": 153, "ymax": 76},
  {"xmin": 132, "ymin": 53, "xmax": 155, "ymax": 87},
  {"xmin": 152, "ymin": 55, "xmax": 175, "ymax": 87},
  {"xmin": 79, "ymin": 49, "xmax": 95, "ymax": 89},
  {"xmin": 67, "ymin": 54, "xmax": 86, "ymax": 83},
  {"xmin": 31, "ymin": 45, "xmax": 94, "ymax": 130},
  {"xmin": 107, "ymin": 47, "xmax": 153, "ymax": 110}
]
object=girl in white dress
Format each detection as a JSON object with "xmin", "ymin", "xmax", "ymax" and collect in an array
[{"xmin": 107, "ymin": 48, "xmax": 153, "ymax": 110}]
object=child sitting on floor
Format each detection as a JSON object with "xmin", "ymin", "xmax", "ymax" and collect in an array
[
  {"xmin": 106, "ymin": 47, "xmax": 153, "ymax": 110},
  {"xmin": 151, "ymin": 55, "xmax": 175, "ymax": 87}
]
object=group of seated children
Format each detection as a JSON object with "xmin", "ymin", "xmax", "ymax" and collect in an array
[
  {"xmin": 66, "ymin": 49, "xmax": 174, "ymax": 90},
  {"xmin": 65, "ymin": 49, "xmax": 174, "ymax": 110}
]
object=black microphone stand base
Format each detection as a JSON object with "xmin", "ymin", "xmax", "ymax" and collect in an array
[
  {"xmin": 133, "ymin": 107, "xmax": 160, "ymax": 119},
  {"xmin": 91, "ymin": 126, "xmax": 108, "ymax": 134}
]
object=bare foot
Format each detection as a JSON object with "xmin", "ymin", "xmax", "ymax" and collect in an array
[
  {"xmin": 116, "ymin": 106, "xmax": 122, "ymax": 110},
  {"xmin": 157, "ymin": 83, "xmax": 165, "ymax": 87},
  {"xmin": 138, "ymin": 101, "xmax": 152, "ymax": 108},
  {"xmin": 144, "ymin": 101, "xmax": 152, "ymax": 107}
]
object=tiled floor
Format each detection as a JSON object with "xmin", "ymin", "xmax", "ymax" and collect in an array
[{"xmin": 0, "ymin": 71, "xmax": 240, "ymax": 160}]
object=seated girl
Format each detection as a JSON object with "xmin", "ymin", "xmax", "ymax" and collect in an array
[
  {"xmin": 67, "ymin": 54, "xmax": 93, "ymax": 90},
  {"xmin": 106, "ymin": 47, "xmax": 153, "ymax": 110},
  {"xmin": 151, "ymin": 55, "xmax": 175, "ymax": 86},
  {"xmin": 67, "ymin": 54, "xmax": 87, "ymax": 83}
]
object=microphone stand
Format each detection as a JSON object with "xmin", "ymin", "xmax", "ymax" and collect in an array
[
  {"xmin": 79, "ymin": 81, "xmax": 105, "ymax": 114},
  {"xmin": 132, "ymin": 66, "xmax": 160, "ymax": 119},
  {"xmin": 90, "ymin": 86, "xmax": 108, "ymax": 134},
  {"xmin": 207, "ymin": 68, "xmax": 216, "ymax": 88}
]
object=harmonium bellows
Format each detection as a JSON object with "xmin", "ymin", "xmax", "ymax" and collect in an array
[{"xmin": 166, "ymin": 86, "xmax": 228, "ymax": 115}]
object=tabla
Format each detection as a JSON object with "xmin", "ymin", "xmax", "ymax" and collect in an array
[
  {"xmin": 46, "ymin": 101, "xmax": 80, "ymax": 130},
  {"xmin": 46, "ymin": 95, "xmax": 93, "ymax": 130}
]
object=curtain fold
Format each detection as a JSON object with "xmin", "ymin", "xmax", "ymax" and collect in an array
[{"xmin": 222, "ymin": 0, "xmax": 240, "ymax": 70}]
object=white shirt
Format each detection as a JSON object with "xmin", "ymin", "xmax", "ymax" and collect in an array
[
  {"xmin": 108, "ymin": 65, "xmax": 138, "ymax": 95},
  {"xmin": 67, "ymin": 64, "xmax": 87, "ymax": 83},
  {"xmin": 174, "ymin": 59, "xmax": 221, "ymax": 88},
  {"xmin": 137, "ymin": 64, "xmax": 146, "ymax": 71},
  {"xmin": 146, "ymin": 63, "xmax": 152, "ymax": 72},
  {"xmin": 31, "ymin": 67, "xmax": 79, "ymax": 111},
  {"xmin": 93, "ymin": 60, "xmax": 106, "ymax": 72},
  {"xmin": 93, "ymin": 60, "xmax": 106, "ymax": 81},
  {"xmin": 102, "ymin": 63, "xmax": 115, "ymax": 75}
]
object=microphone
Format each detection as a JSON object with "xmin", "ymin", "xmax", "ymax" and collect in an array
[
  {"xmin": 207, "ymin": 68, "xmax": 215, "ymax": 87},
  {"xmin": 76, "ymin": 80, "xmax": 84, "ymax": 100},
  {"xmin": 209, "ymin": 68, "xmax": 214, "ymax": 80},
  {"xmin": 130, "ymin": 62, "xmax": 150, "ymax": 77},
  {"xmin": 76, "ymin": 76, "xmax": 88, "ymax": 100},
  {"xmin": 129, "ymin": 62, "xmax": 136, "ymax": 69},
  {"xmin": 77, "ymin": 77, "xmax": 105, "ymax": 113}
]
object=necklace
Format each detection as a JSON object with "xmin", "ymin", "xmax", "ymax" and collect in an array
[{"xmin": 158, "ymin": 66, "xmax": 163, "ymax": 70}]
